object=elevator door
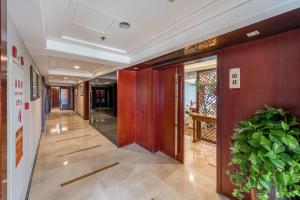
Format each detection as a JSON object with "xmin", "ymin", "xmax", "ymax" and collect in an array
[{"xmin": 159, "ymin": 65, "xmax": 184, "ymax": 163}]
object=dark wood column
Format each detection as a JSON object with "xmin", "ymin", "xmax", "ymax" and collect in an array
[
  {"xmin": 83, "ymin": 81, "xmax": 89, "ymax": 120},
  {"xmin": 0, "ymin": 0, "xmax": 7, "ymax": 199}
]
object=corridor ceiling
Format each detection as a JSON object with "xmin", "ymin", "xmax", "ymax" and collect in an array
[{"xmin": 8, "ymin": 0, "xmax": 300, "ymax": 85}]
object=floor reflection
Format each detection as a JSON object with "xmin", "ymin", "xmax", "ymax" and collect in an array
[{"xmin": 90, "ymin": 108, "xmax": 117, "ymax": 144}]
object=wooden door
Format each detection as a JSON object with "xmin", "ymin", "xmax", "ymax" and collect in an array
[
  {"xmin": 51, "ymin": 87, "xmax": 59, "ymax": 108},
  {"xmin": 158, "ymin": 65, "xmax": 184, "ymax": 163}
]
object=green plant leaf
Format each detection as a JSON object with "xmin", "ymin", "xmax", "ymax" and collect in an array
[
  {"xmin": 270, "ymin": 159, "xmax": 285, "ymax": 171},
  {"xmin": 252, "ymin": 131, "xmax": 263, "ymax": 139},
  {"xmin": 273, "ymin": 143, "xmax": 286, "ymax": 153},
  {"xmin": 270, "ymin": 129, "xmax": 285, "ymax": 137},
  {"xmin": 281, "ymin": 121, "xmax": 289, "ymax": 131},
  {"xmin": 278, "ymin": 173, "xmax": 289, "ymax": 185},
  {"xmin": 281, "ymin": 135, "xmax": 299, "ymax": 149}
]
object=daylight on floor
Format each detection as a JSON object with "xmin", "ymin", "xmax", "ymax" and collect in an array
[{"xmin": 1, "ymin": 1, "xmax": 300, "ymax": 200}]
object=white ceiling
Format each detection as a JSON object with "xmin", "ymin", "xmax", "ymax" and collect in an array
[{"xmin": 7, "ymin": 0, "xmax": 300, "ymax": 85}]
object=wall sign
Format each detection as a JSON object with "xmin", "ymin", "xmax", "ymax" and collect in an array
[
  {"xmin": 229, "ymin": 68, "xmax": 240, "ymax": 89},
  {"xmin": 12, "ymin": 60, "xmax": 24, "ymax": 167}
]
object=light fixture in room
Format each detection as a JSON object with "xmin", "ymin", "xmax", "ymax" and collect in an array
[
  {"xmin": 119, "ymin": 22, "xmax": 130, "ymax": 29},
  {"xmin": 246, "ymin": 30, "xmax": 260, "ymax": 37},
  {"xmin": 74, "ymin": 65, "xmax": 80, "ymax": 69},
  {"xmin": 133, "ymin": 67, "xmax": 139, "ymax": 70}
]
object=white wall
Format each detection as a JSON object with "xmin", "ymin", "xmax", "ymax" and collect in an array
[
  {"xmin": 74, "ymin": 83, "xmax": 84, "ymax": 117},
  {"xmin": 7, "ymin": 15, "xmax": 42, "ymax": 200}
]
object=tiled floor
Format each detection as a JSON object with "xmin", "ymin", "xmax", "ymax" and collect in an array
[{"xmin": 29, "ymin": 110, "xmax": 221, "ymax": 200}]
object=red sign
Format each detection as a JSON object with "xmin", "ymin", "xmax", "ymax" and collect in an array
[
  {"xmin": 16, "ymin": 126, "xmax": 23, "ymax": 167},
  {"xmin": 25, "ymin": 102, "xmax": 29, "ymax": 110},
  {"xmin": 12, "ymin": 46, "xmax": 17, "ymax": 58}
]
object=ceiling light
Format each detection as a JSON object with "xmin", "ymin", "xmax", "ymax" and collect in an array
[
  {"xmin": 74, "ymin": 65, "xmax": 80, "ymax": 69},
  {"xmin": 246, "ymin": 30, "xmax": 260, "ymax": 38},
  {"xmin": 133, "ymin": 67, "xmax": 139, "ymax": 70},
  {"xmin": 119, "ymin": 22, "xmax": 130, "ymax": 29}
]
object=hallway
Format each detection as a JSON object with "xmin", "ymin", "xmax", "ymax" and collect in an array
[{"xmin": 28, "ymin": 110, "xmax": 218, "ymax": 200}]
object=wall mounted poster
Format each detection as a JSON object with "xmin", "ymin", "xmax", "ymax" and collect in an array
[
  {"xmin": 30, "ymin": 65, "xmax": 40, "ymax": 101},
  {"xmin": 12, "ymin": 60, "xmax": 24, "ymax": 167},
  {"xmin": 16, "ymin": 127, "xmax": 23, "ymax": 166}
]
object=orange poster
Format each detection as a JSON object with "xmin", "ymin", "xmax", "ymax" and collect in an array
[{"xmin": 16, "ymin": 126, "xmax": 23, "ymax": 167}]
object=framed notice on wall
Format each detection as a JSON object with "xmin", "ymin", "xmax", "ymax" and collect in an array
[
  {"xmin": 11, "ymin": 60, "xmax": 24, "ymax": 167},
  {"xmin": 30, "ymin": 65, "xmax": 41, "ymax": 101}
]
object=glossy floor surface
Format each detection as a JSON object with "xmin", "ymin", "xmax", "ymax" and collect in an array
[
  {"xmin": 29, "ymin": 110, "xmax": 221, "ymax": 200},
  {"xmin": 90, "ymin": 108, "xmax": 117, "ymax": 144}
]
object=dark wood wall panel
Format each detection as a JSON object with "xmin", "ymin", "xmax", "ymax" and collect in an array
[
  {"xmin": 218, "ymin": 28, "xmax": 300, "ymax": 198},
  {"xmin": 117, "ymin": 70, "xmax": 136, "ymax": 147},
  {"xmin": 136, "ymin": 68, "xmax": 153, "ymax": 151},
  {"xmin": 83, "ymin": 81, "xmax": 89, "ymax": 120}
]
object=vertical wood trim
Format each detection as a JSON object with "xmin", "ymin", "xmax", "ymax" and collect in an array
[
  {"xmin": 216, "ymin": 53, "xmax": 223, "ymax": 194},
  {"xmin": 83, "ymin": 81, "xmax": 89, "ymax": 120},
  {"xmin": 0, "ymin": 0, "xmax": 7, "ymax": 198}
]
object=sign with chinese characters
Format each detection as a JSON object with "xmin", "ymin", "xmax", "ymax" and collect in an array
[
  {"xmin": 229, "ymin": 68, "xmax": 240, "ymax": 89},
  {"xmin": 15, "ymin": 127, "xmax": 23, "ymax": 166},
  {"xmin": 12, "ymin": 60, "xmax": 24, "ymax": 168}
]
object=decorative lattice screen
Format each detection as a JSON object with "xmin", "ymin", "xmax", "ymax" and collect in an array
[{"xmin": 197, "ymin": 69, "xmax": 217, "ymax": 143}]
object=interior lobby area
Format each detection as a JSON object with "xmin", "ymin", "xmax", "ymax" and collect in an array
[
  {"xmin": 2, "ymin": 1, "xmax": 300, "ymax": 200},
  {"xmin": 29, "ymin": 110, "xmax": 218, "ymax": 200}
]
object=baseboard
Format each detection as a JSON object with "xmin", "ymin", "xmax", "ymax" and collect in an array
[{"xmin": 25, "ymin": 132, "xmax": 42, "ymax": 200}]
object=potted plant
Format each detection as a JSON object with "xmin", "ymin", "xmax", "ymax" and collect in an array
[{"xmin": 227, "ymin": 106, "xmax": 300, "ymax": 200}]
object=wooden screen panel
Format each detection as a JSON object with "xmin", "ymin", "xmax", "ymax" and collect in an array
[
  {"xmin": 218, "ymin": 28, "xmax": 300, "ymax": 199},
  {"xmin": 117, "ymin": 70, "xmax": 136, "ymax": 147},
  {"xmin": 136, "ymin": 68, "xmax": 153, "ymax": 151},
  {"xmin": 158, "ymin": 65, "xmax": 184, "ymax": 162}
]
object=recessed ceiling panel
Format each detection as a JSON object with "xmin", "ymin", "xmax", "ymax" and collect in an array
[{"xmin": 72, "ymin": 3, "xmax": 115, "ymax": 33}]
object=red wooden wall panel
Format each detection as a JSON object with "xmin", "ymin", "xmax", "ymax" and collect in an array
[
  {"xmin": 83, "ymin": 81, "xmax": 89, "ymax": 120},
  {"xmin": 117, "ymin": 70, "xmax": 136, "ymax": 147},
  {"xmin": 136, "ymin": 68, "xmax": 153, "ymax": 151},
  {"xmin": 152, "ymin": 69, "xmax": 161, "ymax": 153},
  {"xmin": 157, "ymin": 65, "xmax": 184, "ymax": 162},
  {"xmin": 218, "ymin": 28, "xmax": 300, "ymax": 198}
]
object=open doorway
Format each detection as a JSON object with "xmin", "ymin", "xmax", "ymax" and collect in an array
[
  {"xmin": 89, "ymin": 71, "xmax": 118, "ymax": 144},
  {"xmin": 183, "ymin": 55, "xmax": 217, "ymax": 185},
  {"xmin": 50, "ymin": 86, "xmax": 73, "ymax": 111}
]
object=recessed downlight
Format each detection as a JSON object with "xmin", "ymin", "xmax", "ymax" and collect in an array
[
  {"xmin": 246, "ymin": 30, "xmax": 260, "ymax": 38},
  {"xmin": 119, "ymin": 22, "xmax": 130, "ymax": 29},
  {"xmin": 74, "ymin": 65, "xmax": 80, "ymax": 69}
]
